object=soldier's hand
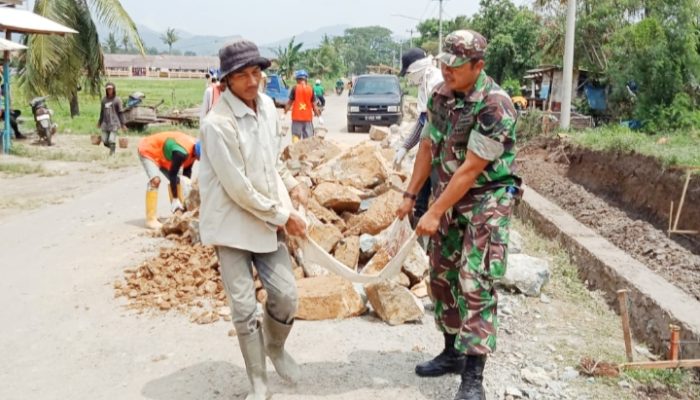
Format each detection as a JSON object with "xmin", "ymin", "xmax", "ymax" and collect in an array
[
  {"xmin": 285, "ymin": 212, "xmax": 307, "ymax": 237},
  {"xmin": 415, "ymin": 210, "xmax": 440, "ymax": 236},
  {"xmin": 396, "ymin": 197, "xmax": 415, "ymax": 220}
]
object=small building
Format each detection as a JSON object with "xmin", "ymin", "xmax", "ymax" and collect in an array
[
  {"xmin": 104, "ymin": 54, "xmax": 219, "ymax": 79},
  {"xmin": 523, "ymin": 64, "xmax": 593, "ymax": 112}
]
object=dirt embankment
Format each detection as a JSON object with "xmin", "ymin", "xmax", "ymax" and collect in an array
[
  {"xmin": 519, "ymin": 138, "xmax": 700, "ymax": 302},
  {"xmin": 564, "ymin": 146, "xmax": 700, "ymax": 254}
]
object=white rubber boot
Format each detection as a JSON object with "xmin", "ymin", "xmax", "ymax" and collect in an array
[
  {"xmin": 238, "ymin": 329, "xmax": 270, "ymax": 400},
  {"xmin": 263, "ymin": 311, "xmax": 300, "ymax": 383}
]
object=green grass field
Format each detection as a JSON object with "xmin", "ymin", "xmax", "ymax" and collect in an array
[
  {"xmin": 569, "ymin": 126, "xmax": 700, "ymax": 169},
  {"xmin": 10, "ymin": 77, "xmax": 205, "ymax": 136}
]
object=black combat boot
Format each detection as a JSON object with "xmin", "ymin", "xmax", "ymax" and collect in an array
[
  {"xmin": 109, "ymin": 143, "xmax": 116, "ymax": 156},
  {"xmin": 415, "ymin": 333, "xmax": 466, "ymax": 377},
  {"xmin": 454, "ymin": 355, "xmax": 487, "ymax": 400}
]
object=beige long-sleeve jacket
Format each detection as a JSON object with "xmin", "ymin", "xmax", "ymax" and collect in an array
[{"xmin": 199, "ymin": 89, "xmax": 298, "ymax": 253}]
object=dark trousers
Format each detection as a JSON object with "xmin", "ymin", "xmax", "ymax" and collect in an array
[
  {"xmin": 413, "ymin": 177, "xmax": 432, "ymax": 221},
  {"xmin": 1, "ymin": 110, "xmax": 22, "ymax": 138}
]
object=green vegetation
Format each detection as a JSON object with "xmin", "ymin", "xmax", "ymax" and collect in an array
[
  {"xmin": 624, "ymin": 368, "xmax": 699, "ymax": 396},
  {"xmin": 19, "ymin": 0, "xmax": 143, "ymax": 117},
  {"xmin": 570, "ymin": 126, "xmax": 700, "ymax": 168},
  {"xmin": 11, "ymin": 78, "xmax": 204, "ymax": 136}
]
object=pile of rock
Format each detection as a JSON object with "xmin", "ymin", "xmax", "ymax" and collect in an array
[{"xmin": 116, "ymin": 133, "xmax": 430, "ymax": 326}]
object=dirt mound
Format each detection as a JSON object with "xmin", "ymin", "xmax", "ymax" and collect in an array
[{"xmin": 520, "ymin": 138, "xmax": 700, "ymax": 301}]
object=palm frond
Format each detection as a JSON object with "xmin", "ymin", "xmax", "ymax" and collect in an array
[{"xmin": 88, "ymin": 0, "xmax": 144, "ymax": 54}]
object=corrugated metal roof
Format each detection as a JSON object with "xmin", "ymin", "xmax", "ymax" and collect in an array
[
  {"xmin": 104, "ymin": 54, "xmax": 219, "ymax": 70},
  {"xmin": 0, "ymin": 7, "xmax": 77, "ymax": 35}
]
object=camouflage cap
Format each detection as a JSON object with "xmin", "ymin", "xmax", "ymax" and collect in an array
[{"xmin": 437, "ymin": 30, "xmax": 487, "ymax": 67}]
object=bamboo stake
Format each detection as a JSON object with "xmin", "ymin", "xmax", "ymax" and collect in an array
[
  {"xmin": 620, "ymin": 359, "xmax": 700, "ymax": 370},
  {"xmin": 672, "ymin": 171, "xmax": 692, "ymax": 231},
  {"xmin": 617, "ymin": 289, "xmax": 633, "ymax": 362},
  {"xmin": 668, "ymin": 201, "xmax": 674, "ymax": 238}
]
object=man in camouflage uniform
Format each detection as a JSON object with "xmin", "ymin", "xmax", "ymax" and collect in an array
[{"xmin": 397, "ymin": 30, "xmax": 521, "ymax": 400}]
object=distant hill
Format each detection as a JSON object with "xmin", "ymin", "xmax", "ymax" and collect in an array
[
  {"xmin": 259, "ymin": 24, "xmax": 351, "ymax": 57},
  {"xmin": 98, "ymin": 24, "xmax": 350, "ymax": 57}
]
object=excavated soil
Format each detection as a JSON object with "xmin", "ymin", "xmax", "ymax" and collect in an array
[{"xmin": 519, "ymin": 138, "xmax": 700, "ymax": 301}]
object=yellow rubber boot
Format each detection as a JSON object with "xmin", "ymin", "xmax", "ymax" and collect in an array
[
  {"xmin": 145, "ymin": 189, "xmax": 162, "ymax": 230},
  {"xmin": 177, "ymin": 183, "xmax": 185, "ymax": 204}
]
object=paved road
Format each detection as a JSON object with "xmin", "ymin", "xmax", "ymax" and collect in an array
[{"xmin": 0, "ymin": 92, "xmax": 455, "ymax": 400}]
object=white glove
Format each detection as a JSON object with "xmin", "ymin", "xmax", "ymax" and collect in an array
[
  {"xmin": 318, "ymin": 116, "xmax": 325, "ymax": 125},
  {"xmin": 170, "ymin": 199, "xmax": 184, "ymax": 213},
  {"xmin": 393, "ymin": 147, "xmax": 407, "ymax": 170}
]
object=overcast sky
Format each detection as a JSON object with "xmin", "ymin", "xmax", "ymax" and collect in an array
[{"xmin": 104, "ymin": 0, "xmax": 530, "ymax": 43}]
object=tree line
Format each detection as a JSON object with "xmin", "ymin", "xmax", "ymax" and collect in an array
[{"xmin": 17, "ymin": 0, "xmax": 700, "ymax": 130}]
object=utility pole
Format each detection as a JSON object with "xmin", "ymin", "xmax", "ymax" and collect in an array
[
  {"xmin": 560, "ymin": 0, "xmax": 577, "ymax": 130},
  {"xmin": 406, "ymin": 29, "xmax": 415, "ymax": 48},
  {"xmin": 437, "ymin": 0, "xmax": 445, "ymax": 54}
]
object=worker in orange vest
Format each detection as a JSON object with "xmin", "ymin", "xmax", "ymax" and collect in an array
[
  {"xmin": 137, "ymin": 131, "xmax": 200, "ymax": 229},
  {"xmin": 284, "ymin": 69, "xmax": 320, "ymax": 142}
]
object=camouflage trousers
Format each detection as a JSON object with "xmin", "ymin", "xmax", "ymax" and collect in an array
[{"xmin": 428, "ymin": 187, "xmax": 516, "ymax": 356}]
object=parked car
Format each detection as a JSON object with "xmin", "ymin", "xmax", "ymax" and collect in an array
[
  {"xmin": 346, "ymin": 74, "xmax": 403, "ymax": 133},
  {"xmin": 265, "ymin": 73, "xmax": 290, "ymax": 107}
]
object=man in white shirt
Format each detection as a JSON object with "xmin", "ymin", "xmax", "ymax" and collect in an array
[
  {"xmin": 199, "ymin": 39, "xmax": 309, "ymax": 400},
  {"xmin": 393, "ymin": 48, "xmax": 444, "ymax": 223}
]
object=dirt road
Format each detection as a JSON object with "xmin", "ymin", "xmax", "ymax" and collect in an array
[{"xmin": 0, "ymin": 93, "xmax": 663, "ymax": 400}]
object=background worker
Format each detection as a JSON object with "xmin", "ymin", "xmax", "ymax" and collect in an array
[
  {"xmin": 313, "ymin": 79, "xmax": 326, "ymax": 107},
  {"xmin": 285, "ymin": 69, "xmax": 320, "ymax": 142},
  {"xmin": 393, "ymin": 47, "xmax": 443, "ymax": 224},
  {"xmin": 200, "ymin": 70, "xmax": 222, "ymax": 126},
  {"xmin": 397, "ymin": 30, "xmax": 521, "ymax": 400},
  {"xmin": 97, "ymin": 82, "xmax": 126, "ymax": 156},
  {"xmin": 137, "ymin": 131, "xmax": 200, "ymax": 230}
]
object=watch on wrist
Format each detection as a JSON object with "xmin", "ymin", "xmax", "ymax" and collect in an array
[{"xmin": 403, "ymin": 191, "xmax": 417, "ymax": 201}]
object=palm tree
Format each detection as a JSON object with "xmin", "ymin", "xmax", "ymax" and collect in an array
[
  {"xmin": 273, "ymin": 37, "xmax": 303, "ymax": 79},
  {"xmin": 19, "ymin": 0, "xmax": 144, "ymax": 117},
  {"xmin": 161, "ymin": 27, "xmax": 179, "ymax": 55},
  {"xmin": 121, "ymin": 32, "xmax": 129, "ymax": 53},
  {"xmin": 104, "ymin": 32, "xmax": 118, "ymax": 53}
]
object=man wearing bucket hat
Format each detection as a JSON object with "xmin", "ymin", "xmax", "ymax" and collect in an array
[
  {"xmin": 397, "ymin": 30, "xmax": 521, "ymax": 400},
  {"xmin": 199, "ymin": 38, "xmax": 309, "ymax": 400}
]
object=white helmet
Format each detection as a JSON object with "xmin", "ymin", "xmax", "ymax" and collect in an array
[{"xmin": 315, "ymin": 79, "xmax": 321, "ymax": 84}]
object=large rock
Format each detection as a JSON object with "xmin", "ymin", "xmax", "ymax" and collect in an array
[
  {"xmin": 282, "ymin": 136, "xmax": 342, "ymax": 168},
  {"xmin": 308, "ymin": 221, "xmax": 343, "ymax": 253},
  {"xmin": 402, "ymin": 241, "xmax": 429, "ymax": 284},
  {"xmin": 369, "ymin": 125, "xmax": 390, "ymax": 141},
  {"xmin": 306, "ymin": 198, "xmax": 346, "ymax": 231},
  {"xmin": 296, "ymin": 276, "xmax": 367, "ymax": 320},
  {"xmin": 310, "ymin": 143, "xmax": 391, "ymax": 189},
  {"xmin": 500, "ymin": 254, "xmax": 551, "ymax": 296},
  {"xmin": 365, "ymin": 280, "xmax": 424, "ymax": 325},
  {"xmin": 334, "ymin": 236, "xmax": 360, "ymax": 270},
  {"xmin": 345, "ymin": 190, "xmax": 403, "ymax": 235},
  {"xmin": 313, "ymin": 182, "xmax": 362, "ymax": 213}
]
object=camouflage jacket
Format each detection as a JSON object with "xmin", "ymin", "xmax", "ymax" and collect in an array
[{"xmin": 422, "ymin": 70, "xmax": 521, "ymax": 200}]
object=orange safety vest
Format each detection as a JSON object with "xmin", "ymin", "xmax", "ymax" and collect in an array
[
  {"xmin": 291, "ymin": 83, "xmax": 314, "ymax": 122},
  {"xmin": 138, "ymin": 131, "xmax": 196, "ymax": 170}
]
